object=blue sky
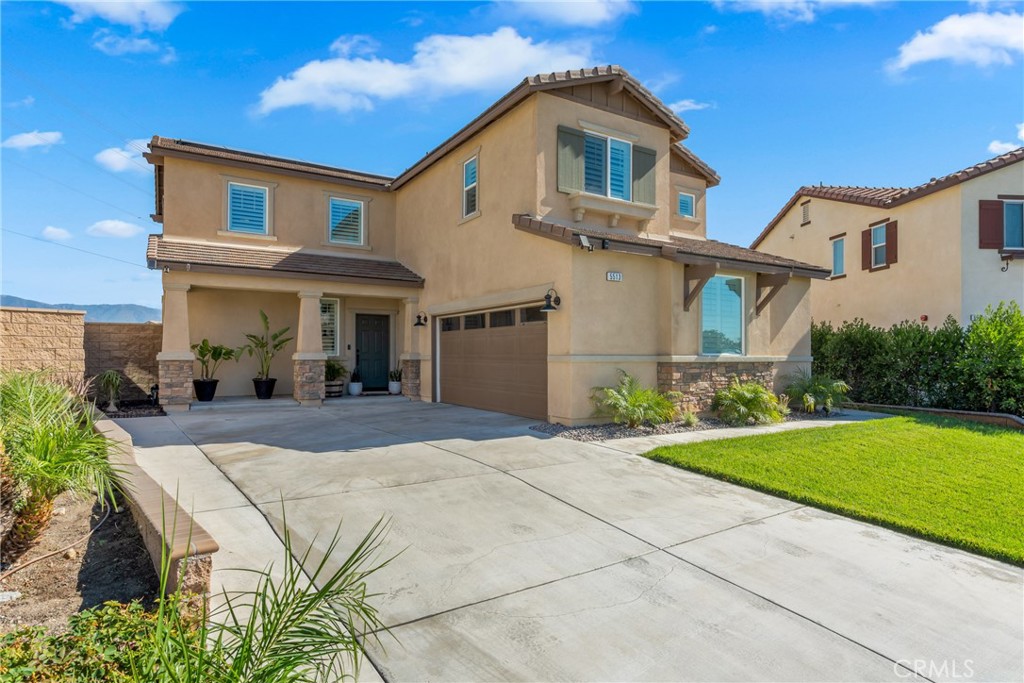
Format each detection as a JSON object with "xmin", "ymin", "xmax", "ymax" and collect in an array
[{"xmin": 2, "ymin": 0, "xmax": 1022, "ymax": 310}]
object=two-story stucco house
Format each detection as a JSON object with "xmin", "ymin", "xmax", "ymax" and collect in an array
[
  {"xmin": 145, "ymin": 65, "xmax": 828, "ymax": 424},
  {"xmin": 752, "ymin": 149, "xmax": 1024, "ymax": 329}
]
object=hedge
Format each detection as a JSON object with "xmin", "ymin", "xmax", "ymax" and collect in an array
[{"xmin": 812, "ymin": 301, "xmax": 1024, "ymax": 417}]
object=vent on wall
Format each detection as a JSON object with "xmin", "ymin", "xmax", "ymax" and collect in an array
[{"xmin": 801, "ymin": 202, "xmax": 810, "ymax": 225}]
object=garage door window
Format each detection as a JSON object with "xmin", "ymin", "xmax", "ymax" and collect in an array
[
  {"xmin": 441, "ymin": 316, "xmax": 460, "ymax": 332},
  {"xmin": 520, "ymin": 306, "xmax": 545, "ymax": 324},
  {"xmin": 490, "ymin": 310, "xmax": 515, "ymax": 328},
  {"xmin": 464, "ymin": 313, "xmax": 486, "ymax": 330}
]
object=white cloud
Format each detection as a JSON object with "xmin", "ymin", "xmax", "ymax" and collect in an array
[
  {"xmin": 5, "ymin": 95, "xmax": 35, "ymax": 108},
  {"xmin": 886, "ymin": 11, "xmax": 1024, "ymax": 74},
  {"xmin": 1018, "ymin": 122, "xmax": 1024, "ymax": 141},
  {"xmin": 42, "ymin": 226, "xmax": 72, "ymax": 242},
  {"xmin": 1, "ymin": 130, "xmax": 63, "ymax": 150},
  {"xmin": 498, "ymin": 0, "xmax": 637, "ymax": 27},
  {"xmin": 714, "ymin": 0, "xmax": 884, "ymax": 24},
  {"xmin": 91, "ymin": 28, "xmax": 159, "ymax": 55},
  {"xmin": 257, "ymin": 27, "xmax": 593, "ymax": 115},
  {"xmin": 86, "ymin": 219, "xmax": 143, "ymax": 238},
  {"xmin": 669, "ymin": 98, "xmax": 713, "ymax": 113},
  {"xmin": 94, "ymin": 139, "xmax": 150, "ymax": 173},
  {"xmin": 701, "ymin": 25, "xmax": 720, "ymax": 35},
  {"xmin": 58, "ymin": 1, "xmax": 184, "ymax": 32},
  {"xmin": 988, "ymin": 140, "xmax": 1019, "ymax": 154}
]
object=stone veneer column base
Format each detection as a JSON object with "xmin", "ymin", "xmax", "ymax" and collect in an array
[
  {"xmin": 401, "ymin": 359, "xmax": 422, "ymax": 399},
  {"xmin": 158, "ymin": 359, "xmax": 193, "ymax": 410},
  {"xmin": 657, "ymin": 361, "xmax": 775, "ymax": 413},
  {"xmin": 293, "ymin": 358, "xmax": 325, "ymax": 406}
]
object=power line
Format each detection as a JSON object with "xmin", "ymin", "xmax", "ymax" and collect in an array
[
  {"xmin": 4, "ymin": 158, "xmax": 149, "ymax": 220},
  {"xmin": 2, "ymin": 228, "xmax": 151, "ymax": 270}
]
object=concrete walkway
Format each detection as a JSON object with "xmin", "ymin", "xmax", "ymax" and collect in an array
[{"xmin": 118, "ymin": 400, "xmax": 1023, "ymax": 682}]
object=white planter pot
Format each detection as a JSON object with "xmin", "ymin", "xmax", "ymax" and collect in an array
[
  {"xmin": 388, "ymin": 381, "xmax": 402, "ymax": 395},
  {"xmin": 348, "ymin": 382, "xmax": 363, "ymax": 396}
]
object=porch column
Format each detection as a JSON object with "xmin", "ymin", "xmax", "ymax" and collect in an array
[
  {"xmin": 156, "ymin": 283, "xmax": 193, "ymax": 412},
  {"xmin": 400, "ymin": 297, "xmax": 423, "ymax": 399},
  {"xmin": 292, "ymin": 291, "xmax": 326, "ymax": 407}
]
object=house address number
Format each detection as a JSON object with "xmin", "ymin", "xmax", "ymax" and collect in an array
[{"xmin": 606, "ymin": 271, "xmax": 623, "ymax": 282}]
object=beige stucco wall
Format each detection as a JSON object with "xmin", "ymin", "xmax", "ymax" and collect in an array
[
  {"xmin": 958, "ymin": 163, "xmax": 1024, "ymax": 319},
  {"xmin": 756, "ymin": 189, "xmax": 963, "ymax": 328},
  {"xmin": 161, "ymin": 157, "xmax": 397, "ymax": 259}
]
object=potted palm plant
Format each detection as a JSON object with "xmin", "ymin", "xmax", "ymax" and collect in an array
[
  {"xmin": 191, "ymin": 338, "xmax": 237, "ymax": 402},
  {"xmin": 238, "ymin": 310, "xmax": 293, "ymax": 400},
  {"xmin": 348, "ymin": 369, "xmax": 363, "ymax": 396},
  {"xmin": 325, "ymin": 359, "xmax": 349, "ymax": 398},
  {"xmin": 388, "ymin": 367, "xmax": 402, "ymax": 395}
]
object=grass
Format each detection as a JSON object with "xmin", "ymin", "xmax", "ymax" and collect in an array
[{"xmin": 644, "ymin": 413, "xmax": 1024, "ymax": 565}]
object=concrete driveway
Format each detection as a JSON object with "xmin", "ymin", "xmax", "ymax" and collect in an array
[{"xmin": 123, "ymin": 399, "xmax": 1023, "ymax": 682}]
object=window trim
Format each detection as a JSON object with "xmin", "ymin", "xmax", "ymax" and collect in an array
[
  {"xmin": 224, "ymin": 179, "xmax": 274, "ymax": 236},
  {"xmin": 326, "ymin": 195, "xmax": 366, "ymax": 246},
  {"xmin": 870, "ymin": 225, "xmax": 887, "ymax": 269},
  {"xmin": 462, "ymin": 155, "xmax": 480, "ymax": 220},
  {"xmin": 1004, "ymin": 200, "xmax": 1024, "ymax": 250},
  {"xmin": 831, "ymin": 235, "xmax": 846, "ymax": 277},
  {"xmin": 677, "ymin": 191, "xmax": 696, "ymax": 218},
  {"xmin": 699, "ymin": 273, "xmax": 746, "ymax": 357},
  {"xmin": 320, "ymin": 298, "xmax": 340, "ymax": 356},
  {"xmin": 583, "ymin": 130, "xmax": 633, "ymax": 202}
]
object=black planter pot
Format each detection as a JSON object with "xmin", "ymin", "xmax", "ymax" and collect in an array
[
  {"xmin": 253, "ymin": 377, "xmax": 277, "ymax": 400},
  {"xmin": 193, "ymin": 379, "xmax": 219, "ymax": 402}
]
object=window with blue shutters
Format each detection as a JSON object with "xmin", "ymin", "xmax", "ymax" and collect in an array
[
  {"xmin": 608, "ymin": 139, "xmax": 631, "ymax": 201},
  {"xmin": 584, "ymin": 134, "xmax": 606, "ymax": 195},
  {"xmin": 678, "ymin": 192, "xmax": 695, "ymax": 218},
  {"xmin": 228, "ymin": 182, "xmax": 268, "ymax": 234},
  {"xmin": 328, "ymin": 197, "xmax": 364, "ymax": 245},
  {"xmin": 583, "ymin": 132, "xmax": 633, "ymax": 201}
]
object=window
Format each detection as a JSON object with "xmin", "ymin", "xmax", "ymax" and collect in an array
[
  {"xmin": 463, "ymin": 157, "xmax": 479, "ymax": 218},
  {"xmin": 701, "ymin": 275, "xmax": 744, "ymax": 355},
  {"xmin": 328, "ymin": 197, "xmax": 364, "ymax": 245},
  {"xmin": 831, "ymin": 237, "xmax": 845, "ymax": 276},
  {"xmin": 1005, "ymin": 202, "xmax": 1024, "ymax": 249},
  {"xmin": 678, "ymin": 192, "xmax": 695, "ymax": 218},
  {"xmin": 463, "ymin": 313, "xmax": 486, "ymax": 330},
  {"xmin": 520, "ymin": 306, "xmax": 545, "ymax": 324},
  {"xmin": 584, "ymin": 132, "xmax": 631, "ymax": 201},
  {"xmin": 489, "ymin": 310, "xmax": 515, "ymax": 328},
  {"xmin": 441, "ymin": 317, "xmax": 461, "ymax": 332},
  {"xmin": 228, "ymin": 182, "xmax": 268, "ymax": 234},
  {"xmin": 320, "ymin": 299, "xmax": 339, "ymax": 356},
  {"xmin": 871, "ymin": 225, "xmax": 887, "ymax": 268}
]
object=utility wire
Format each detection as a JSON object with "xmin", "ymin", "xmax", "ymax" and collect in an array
[
  {"xmin": 3, "ymin": 228, "xmax": 152, "ymax": 270},
  {"xmin": 4, "ymin": 158, "xmax": 148, "ymax": 220}
]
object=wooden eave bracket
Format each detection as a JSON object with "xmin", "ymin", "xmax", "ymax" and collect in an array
[
  {"xmin": 683, "ymin": 262, "xmax": 718, "ymax": 311},
  {"xmin": 755, "ymin": 271, "xmax": 791, "ymax": 315}
]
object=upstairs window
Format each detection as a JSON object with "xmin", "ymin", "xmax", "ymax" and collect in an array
[
  {"xmin": 583, "ymin": 133, "xmax": 632, "ymax": 201},
  {"xmin": 557, "ymin": 126, "xmax": 655, "ymax": 204},
  {"xmin": 979, "ymin": 199, "xmax": 1024, "ymax": 250},
  {"xmin": 1005, "ymin": 202, "xmax": 1024, "ymax": 249},
  {"xmin": 701, "ymin": 275, "xmax": 744, "ymax": 355},
  {"xmin": 862, "ymin": 220, "xmax": 898, "ymax": 270},
  {"xmin": 831, "ymin": 237, "xmax": 845, "ymax": 276},
  {"xmin": 227, "ymin": 182, "xmax": 268, "ymax": 234},
  {"xmin": 678, "ymin": 192, "xmax": 695, "ymax": 218},
  {"xmin": 328, "ymin": 197, "xmax": 364, "ymax": 245},
  {"xmin": 871, "ymin": 225, "xmax": 886, "ymax": 268},
  {"xmin": 463, "ymin": 157, "xmax": 479, "ymax": 218}
]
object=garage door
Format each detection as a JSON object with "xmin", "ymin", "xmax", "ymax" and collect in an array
[{"xmin": 438, "ymin": 306, "xmax": 548, "ymax": 420}]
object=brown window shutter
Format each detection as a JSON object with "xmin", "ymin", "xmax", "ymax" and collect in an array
[
  {"xmin": 861, "ymin": 228, "xmax": 872, "ymax": 270},
  {"xmin": 886, "ymin": 221, "xmax": 898, "ymax": 264},
  {"xmin": 979, "ymin": 199, "xmax": 1004, "ymax": 249}
]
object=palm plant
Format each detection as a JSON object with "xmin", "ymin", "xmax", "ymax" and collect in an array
[
  {"xmin": 191, "ymin": 339, "xmax": 238, "ymax": 380},
  {"xmin": 592, "ymin": 370, "xmax": 679, "ymax": 428},
  {"xmin": 239, "ymin": 310, "xmax": 294, "ymax": 380},
  {"xmin": 96, "ymin": 369, "xmax": 124, "ymax": 412},
  {"xmin": 782, "ymin": 368, "xmax": 851, "ymax": 414},
  {"xmin": 711, "ymin": 378, "xmax": 788, "ymax": 426}
]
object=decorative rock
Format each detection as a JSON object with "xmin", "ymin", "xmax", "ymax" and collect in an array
[
  {"xmin": 0, "ymin": 591, "xmax": 22, "ymax": 603},
  {"xmin": 64, "ymin": 548, "xmax": 78, "ymax": 560},
  {"xmin": 53, "ymin": 506, "xmax": 67, "ymax": 516}
]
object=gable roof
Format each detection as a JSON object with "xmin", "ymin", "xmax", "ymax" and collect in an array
[
  {"xmin": 751, "ymin": 147, "xmax": 1024, "ymax": 249},
  {"xmin": 148, "ymin": 66, "xmax": 720, "ymax": 192}
]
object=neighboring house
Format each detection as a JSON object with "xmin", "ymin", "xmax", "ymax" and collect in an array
[
  {"xmin": 145, "ymin": 65, "xmax": 827, "ymax": 424},
  {"xmin": 752, "ymin": 149, "xmax": 1024, "ymax": 329}
]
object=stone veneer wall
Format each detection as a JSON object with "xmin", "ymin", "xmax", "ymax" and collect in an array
[
  {"xmin": 0, "ymin": 307, "xmax": 85, "ymax": 381},
  {"xmin": 401, "ymin": 359, "xmax": 421, "ymax": 399},
  {"xmin": 657, "ymin": 361, "xmax": 775, "ymax": 413},
  {"xmin": 158, "ymin": 359, "xmax": 193, "ymax": 408},
  {"xmin": 293, "ymin": 358, "xmax": 325, "ymax": 405},
  {"xmin": 84, "ymin": 323, "xmax": 162, "ymax": 400}
]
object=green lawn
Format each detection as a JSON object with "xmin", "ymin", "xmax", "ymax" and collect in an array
[{"xmin": 644, "ymin": 414, "xmax": 1024, "ymax": 565}]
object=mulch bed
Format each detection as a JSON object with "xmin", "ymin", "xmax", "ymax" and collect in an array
[
  {"xmin": 0, "ymin": 491, "xmax": 159, "ymax": 635},
  {"xmin": 102, "ymin": 399, "xmax": 165, "ymax": 419},
  {"xmin": 531, "ymin": 411, "xmax": 831, "ymax": 442}
]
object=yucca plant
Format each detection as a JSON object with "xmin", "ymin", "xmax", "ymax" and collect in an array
[
  {"xmin": 711, "ymin": 378, "xmax": 787, "ymax": 426},
  {"xmin": 592, "ymin": 370, "xmax": 679, "ymax": 428},
  {"xmin": 782, "ymin": 368, "xmax": 851, "ymax": 414},
  {"xmin": 96, "ymin": 369, "xmax": 124, "ymax": 412}
]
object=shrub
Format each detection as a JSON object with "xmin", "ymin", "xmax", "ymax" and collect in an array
[
  {"xmin": 678, "ymin": 410, "xmax": 700, "ymax": 428},
  {"xmin": 325, "ymin": 359, "xmax": 348, "ymax": 382},
  {"xmin": 592, "ymin": 371, "xmax": 678, "ymax": 428},
  {"xmin": 957, "ymin": 301, "xmax": 1024, "ymax": 415},
  {"xmin": 782, "ymin": 369, "xmax": 851, "ymax": 414},
  {"xmin": 711, "ymin": 379, "xmax": 787, "ymax": 426}
]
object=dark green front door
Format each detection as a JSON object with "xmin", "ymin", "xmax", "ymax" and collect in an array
[{"xmin": 355, "ymin": 314, "xmax": 390, "ymax": 391}]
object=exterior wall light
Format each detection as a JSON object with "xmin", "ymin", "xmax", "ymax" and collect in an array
[
  {"xmin": 414, "ymin": 312, "xmax": 428, "ymax": 327},
  {"xmin": 540, "ymin": 289, "xmax": 561, "ymax": 313}
]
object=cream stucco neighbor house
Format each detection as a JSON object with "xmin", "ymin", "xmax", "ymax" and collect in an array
[
  {"xmin": 145, "ymin": 66, "xmax": 827, "ymax": 424},
  {"xmin": 752, "ymin": 148, "xmax": 1024, "ymax": 329}
]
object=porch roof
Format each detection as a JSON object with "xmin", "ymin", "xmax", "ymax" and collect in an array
[
  {"xmin": 511, "ymin": 214, "xmax": 830, "ymax": 279},
  {"xmin": 147, "ymin": 235, "xmax": 424, "ymax": 288}
]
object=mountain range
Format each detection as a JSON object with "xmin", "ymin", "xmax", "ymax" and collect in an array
[{"xmin": 1, "ymin": 295, "xmax": 161, "ymax": 323}]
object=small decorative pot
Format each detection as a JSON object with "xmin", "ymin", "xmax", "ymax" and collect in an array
[
  {"xmin": 388, "ymin": 381, "xmax": 402, "ymax": 395},
  {"xmin": 348, "ymin": 381, "xmax": 363, "ymax": 396},
  {"xmin": 253, "ymin": 377, "xmax": 277, "ymax": 400},
  {"xmin": 193, "ymin": 378, "xmax": 219, "ymax": 402}
]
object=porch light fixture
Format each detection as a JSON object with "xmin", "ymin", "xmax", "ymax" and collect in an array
[
  {"xmin": 540, "ymin": 289, "xmax": 561, "ymax": 313},
  {"xmin": 414, "ymin": 312, "xmax": 428, "ymax": 327}
]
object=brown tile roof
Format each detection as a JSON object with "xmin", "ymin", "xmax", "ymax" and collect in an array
[
  {"xmin": 751, "ymin": 147, "xmax": 1024, "ymax": 249},
  {"xmin": 512, "ymin": 214, "xmax": 829, "ymax": 279},
  {"xmin": 147, "ymin": 235, "xmax": 423, "ymax": 287},
  {"xmin": 148, "ymin": 136, "xmax": 393, "ymax": 188},
  {"xmin": 673, "ymin": 144, "xmax": 721, "ymax": 187}
]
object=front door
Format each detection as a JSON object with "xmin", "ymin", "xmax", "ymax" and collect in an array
[{"xmin": 355, "ymin": 314, "xmax": 390, "ymax": 391}]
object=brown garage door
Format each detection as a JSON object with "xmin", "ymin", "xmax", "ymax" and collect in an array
[{"xmin": 438, "ymin": 306, "xmax": 548, "ymax": 420}]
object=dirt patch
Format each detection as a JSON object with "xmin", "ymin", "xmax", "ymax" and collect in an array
[
  {"xmin": 0, "ymin": 491, "xmax": 158, "ymax": 635},
  {"xmin": 532, "ymin": 411, "xmax": 832, "ymax": 442}
]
